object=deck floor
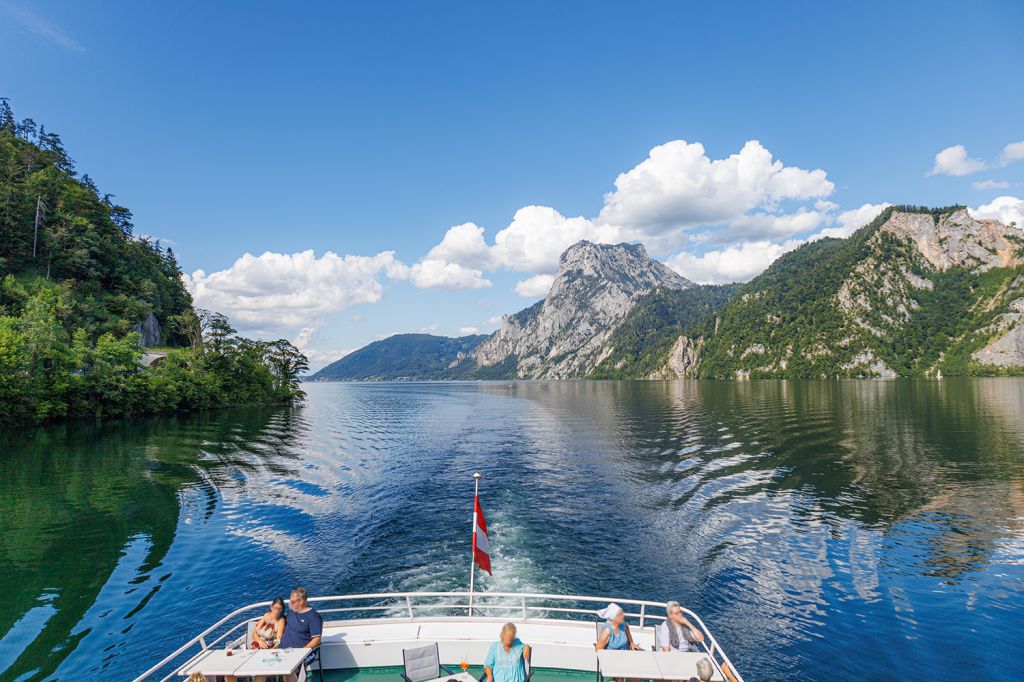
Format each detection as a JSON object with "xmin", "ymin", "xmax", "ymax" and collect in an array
[{"xmin": 327, "ymin": 666, "xmax": 594, "ymax": 682}]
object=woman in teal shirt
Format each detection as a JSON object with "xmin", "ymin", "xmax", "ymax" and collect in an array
[
  {"xmin": 484, "ymin": 623, "xmax": 531, "ymax": 682},
  {"xmin": 595, "ymin": 603, "xmax": 641, "ymax": 651}
]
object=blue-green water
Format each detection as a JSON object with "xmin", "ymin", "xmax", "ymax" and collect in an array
[{"xmin": 2, "ymin": 380, "xmax": 1023, "ymax": 681}]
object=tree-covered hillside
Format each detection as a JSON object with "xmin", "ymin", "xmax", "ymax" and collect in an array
[
  {"xmin": 590, "ymin": 284, "xmax": 739, "ymax": 378},
  {"xmin": 694, "ymin": 206, "xmax": 1024, "ymax": 378},
  {"xmin": 310, "ymin": 333, "xmax": 487, "ymax": 381},
  {"xmin": 0, "ymin": 99, "xmax": 192, "ymax": 342},
  {"xmin": 0, "ymin": 98, "xmax": 308, "ymax": 424}
]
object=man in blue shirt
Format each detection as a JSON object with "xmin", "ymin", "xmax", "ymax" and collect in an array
[{"xmin": 280, "ymin": 587, "xmax": 323, "ymax": 680}]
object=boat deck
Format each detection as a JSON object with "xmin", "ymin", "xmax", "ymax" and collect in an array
[
  {"xmin": 132, "ymin": 592, "xmax": 742, "ymax": 682},
  {"xmin": 330, "ymin": 666, "xmax": 591, "ymax": 682},
  {"xmin": 318, "ymin": 617, "xmax": 642, "ymax": 670}
]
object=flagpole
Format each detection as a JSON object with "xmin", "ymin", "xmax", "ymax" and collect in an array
[{"xmin": 469, "ymin": 472, "xmax": 481, "ymax": 617}]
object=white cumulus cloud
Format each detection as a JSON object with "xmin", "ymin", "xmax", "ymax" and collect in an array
[
  {"xmin": 459, "ymin": 326, "xmax": 480, "ymax": 336},
  {"xmin": 184, "ymin": 249, "xmax": 407, "ymax": 335},
  {"xmin": 812, "ymin": 203, "xmax": 892, "ymax": 240},
  {"xmin": 513, "ymin": 273, "xmax": 555, "ymax": 298},
  {"xmin": 667, "ymin": 239, "xmax": 805, "ymax": 285},
  {"xmin": 598, "ymin": 140, "xmax": 834, "ymax": 236},
  {"xmin": 716, "ymin": 208, "xmax": 830, "ymax": 243},
  {"xmin": 423, "ymin": 222, "xmax": 494, "ymax": 269},
  {"xmin": 414, "ymin": 139, "xmax": 837, "ymax": 291},
  {"xmin": 929, "ymin": 144, "xmax": 986, "ymax": 176},
  {"xmin": 999, "ymin": 141, "xmax": 1024, "ymax": 166},
  {"xmin": 491, "ymin": 206, "xmax": 620, "ymax": 274},
  {"xmin": 970, "ymin": 196, "xmax": 1024, "ymax": 228},
  {"xmin": 407, "ymin": 259, "xmax": 491, "ymax": 290},
  {"xmin": 670, "ymin": 203, "xmax": 893, "ymax": 285}
]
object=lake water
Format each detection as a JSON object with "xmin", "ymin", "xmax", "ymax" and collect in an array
[{"xmin": 2, "ymin": 380, "xmax": 1023, "ymax": 681}]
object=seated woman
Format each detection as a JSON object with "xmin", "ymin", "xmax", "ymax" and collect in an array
[
  {"xmin": 595, "ymin": 603, "xmax": 641, "ymax": 651},
  {"xmin": 484, "ymin": 623, "xmax": 531, "ymax": 682},
  {"xmin": 251, "ymin": 596, "xmax": 286, "ymax": 650}
]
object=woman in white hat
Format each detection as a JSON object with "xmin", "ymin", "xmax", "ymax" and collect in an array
[{"xmin": 595, "ymin": 603, "xmax": 641, "ymax": 651}]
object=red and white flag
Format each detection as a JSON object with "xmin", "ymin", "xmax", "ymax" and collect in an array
[{"xmin": 472, "ymin": 494, "xmax": 492, "ymax": 575}]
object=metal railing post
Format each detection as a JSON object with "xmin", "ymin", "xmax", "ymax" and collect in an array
[
  {"xmin": 639, "ymin": 604, "xmax": 645, "ymax": 628},
  {"xmin": 405, "ymin": 595, "xmax": 414, "ymax": 619},
  {"xmin": 521, "ymin": 595, "xmax": 527, "ymax": 620}
]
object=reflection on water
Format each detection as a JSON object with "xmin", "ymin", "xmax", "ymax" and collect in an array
[{"xmin": 1, "ymin": 379, "xmax": 1023, "ymax": 681}]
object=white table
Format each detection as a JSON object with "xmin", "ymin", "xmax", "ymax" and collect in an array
[
  {"xmin": 232, "ymin": 647, "xmax": 312, "ymax": 677},
  {"xmin": 179, "ymin": 648, "xmax": 257, "ymax": 676},
  {"xmin": 597, "ymin": 650, "xmax": 664, "ymax": 679},
  {"xmin": 423, "ymin": 672, "xmax": 477, "ymax": 682},
  {"xmin": 652, "ymin": 651, "xmax": 723, "ymax": 681},
  {"xmin": 598, "ymin": 649, "xmax": 723, "ymax": 680}
]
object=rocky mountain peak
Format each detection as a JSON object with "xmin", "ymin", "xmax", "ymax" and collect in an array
[
  {"xmin": 545, "ymin": 241, "xmax": 690, "ymax": 306},
  {"xmin": 469, "ymin": 240, "xmax": 693, "ymax": 378}
]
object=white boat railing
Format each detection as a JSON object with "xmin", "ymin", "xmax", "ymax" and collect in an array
[{"xmin": 132, "ymin": 591, "xmax": 744, "ymax": 682}]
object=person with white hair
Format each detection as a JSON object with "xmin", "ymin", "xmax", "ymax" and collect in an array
[
  {"xmin": 484, "ymin": 622, "xmax": 531, "ymax": 682},
  {"xmin": 657, "ymin": 600, "xmax": 704, "ymax": 653},
  {"xmin": 595, "ymin": 603, "xmax": 641, "ymax": 651}
]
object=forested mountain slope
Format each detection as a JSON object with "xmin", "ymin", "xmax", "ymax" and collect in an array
[
  {"xmin": 318, "ymin": 207, "xmax": 1024, "ymax": 382},
  {"xmin": 687, "ymin": 206, "xmax": 1024, "ymax": 379},
  {"xmin": 309, "ymin": 333, "xmax": 487, "ymax": 380},
  {"xmin": 0, "ymin": 98, "xmax": 307, "ymax": 424},
  {"xmin": 589, "ymin": 284, "xmax": 739, "ymax": 378}
]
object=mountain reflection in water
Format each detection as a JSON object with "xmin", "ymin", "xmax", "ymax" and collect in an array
[{"xmin": 1, "ymin": 379, "xmax": 1022, "ymax": 681}]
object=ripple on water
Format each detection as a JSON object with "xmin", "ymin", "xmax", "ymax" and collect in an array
[{"xmin": 2, "ymin": 380, "xmax": 1024, "ymax": 681}]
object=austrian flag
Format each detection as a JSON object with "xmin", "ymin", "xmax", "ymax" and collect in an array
[{"xmin": 472, "ymin": 494, "xmax": 492, "ymax": 575}]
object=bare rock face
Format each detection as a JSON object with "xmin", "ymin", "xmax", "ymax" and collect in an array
[
  {"xmin": 649, "ymin": 335, "xmax": 702, "ymax": 379},
  {"xmin": 842, "ymin": 351, "xmax": 898, "ymax": 379},
  {"xmin": 132, "ymin": 312, "xmax": 162, "ymax": 347},
  {"xmin": 839, "ymin": 209, "xmax": 1024, "ymax": 336},
  {"xmin": 470, "ymin": 241, "xmax": 693, "ymax": 378},
  {"xmin": 703, "ymin": 206, "xmax": 1024, "ymax": 378},
  {"xmin": 973, "ymin": 277, "xmax": 1024, "ymax": 367},
  {"xmin": 837, "ymin": 209, "xmax": 1024, "ymax": 361},
  {"xmin": 880, "ymin": 208, "xmax": 1024, "ymax": 272}
]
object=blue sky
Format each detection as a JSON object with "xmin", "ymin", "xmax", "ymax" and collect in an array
[{"xmin": 2, "ymin": 1, "xmax": 1023, "ymax": 367}]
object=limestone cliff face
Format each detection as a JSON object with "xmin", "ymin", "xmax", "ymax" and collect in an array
[
  {"xmin": 836, "ymin": 209, "xmax": 1024, "ymax": 375},
  {"xmin": 878, "ymin": 209, "xmax": 1022, "ymax": 272},
  {"xmin": 132, "ymin": 312, "xmax": 163, "ymax": 347},
  {"xmin": 695, "ymin": 207, "xmax": 1024, "ymax": 378},
  {"xmin": 972, "ymin": 275, "xmax": 1024, "ymax": 368},
  {"xmin": 468, "ymin": 241, "xmax": 693, "ymax": 378},
  {"xmin": 649, "ymin": 335, "xmax": 703, "ymax": 379}
]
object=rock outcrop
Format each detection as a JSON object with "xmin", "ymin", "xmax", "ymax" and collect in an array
[
  {"xmin": 880, "ymin": 209, "xmax": 1023, "ymax": 272},
  {"xmin": 649, "ymin": 335, "xmax": 703, "ymax": 379},
  {"xmin": 132, "ymin": 312, "xmax": 162, "ymax": 347},
  {"xmin": 972, "ymin": 276, "xmax": 1024, "ymax": 368},
  {"xmin": 467, "ymin": 241, "xmax": 693, "ymax": 378},
  {"xmin": 694, "ymin": 206, "xmax": 1024, "ymax": 378}
]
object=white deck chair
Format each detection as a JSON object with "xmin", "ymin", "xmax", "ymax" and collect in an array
[{"xmin": 402, "ymin": 643, "xmax": 453, "ymax": 682}]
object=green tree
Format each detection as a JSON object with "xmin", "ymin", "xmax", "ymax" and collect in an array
[
  {"xmin": 265, "ymin": 339, "xmax": 310, "ymax": 397},
  {"xmin": 0, "ymin": 97, "xmax": 312, "ymax": 426}
]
